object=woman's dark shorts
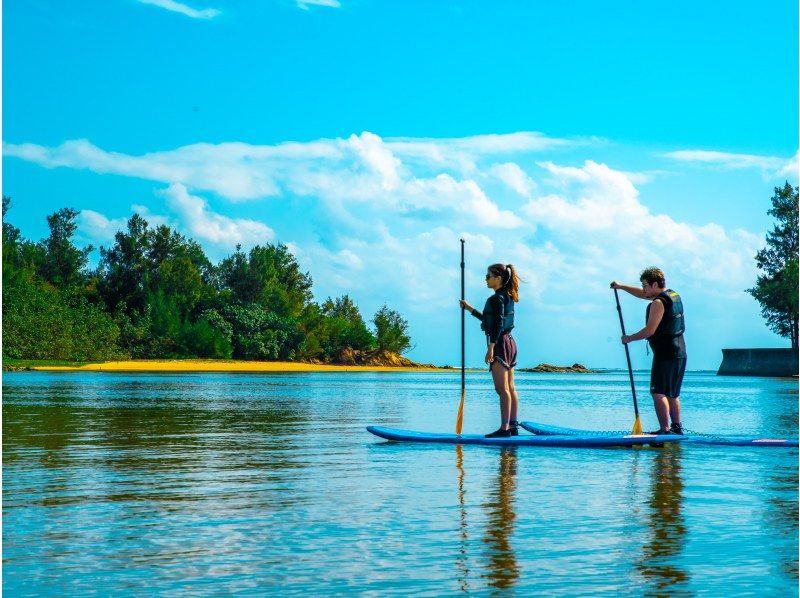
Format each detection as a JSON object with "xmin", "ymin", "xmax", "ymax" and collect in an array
[
  {"xmin": 650, "ymin": 357, "xmax": 687, "ymax": 397},
  {"xmin": 493, "ymin": 334, "xmax": 517, "ymax": 370}
]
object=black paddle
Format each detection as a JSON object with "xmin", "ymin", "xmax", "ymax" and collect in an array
[
  {"xmin": 614, "ymin": 288, "xmax": 643, "ymax": 434},
  {"xmin": 456, "ymin": 239, "xmax": 466, "ymax": 435}
]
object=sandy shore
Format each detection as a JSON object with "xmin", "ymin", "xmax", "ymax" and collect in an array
[{"xmin": 32, "ymin": 359, "xmax": 454, "ymax": 373}]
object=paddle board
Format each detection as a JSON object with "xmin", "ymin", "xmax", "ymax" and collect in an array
[
  {"xmin": 519, "ymin": 421, "xmax": 799, "ymax": 447},
  {"xmin": 367, "ymin": 425, "xmax": 685, "ymax": 448}
]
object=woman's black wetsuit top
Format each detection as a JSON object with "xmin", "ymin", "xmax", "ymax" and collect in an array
[{"xmin": 470, "ymin": 288, "xmax": 515, "ymax": 343}]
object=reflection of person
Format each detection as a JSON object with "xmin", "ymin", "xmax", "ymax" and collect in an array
[
  {"xmin": 454, "ymin": 445, "xmax": 469, "ymax": 593},
  {"xmin": 611, "ymin": 267, "xmax": 686, "ymax": 435},
  {"xmin": 637, "ymin": 448, "xmax": 688, "ymax": 593},
  {"xmin": 482, "ymin": 448, "xmax": 520, "ymax": 591},
  {"xmin": 459, "ymin": 264, "xmax": 521, "ymax": 438}
]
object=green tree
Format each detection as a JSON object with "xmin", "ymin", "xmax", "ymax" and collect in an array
[
  {"xmin": 3, "ymin": 197, "xmax": 45, "ymax": 287},
  {"xmin": 321, "ymin": 295, "xmax": 376, "ymax": 353},
  {"xmin": 218, "ymin": 243, "xmax": 312, "ymax": 316},
  {"xmin": 98, "ymin": 214, "xmax": 152, "ymax": 314},
  {"xmin": 747, "ymin": 182, "xmax": 799, "ymax": 349},
  {"xmin": 373, "ymin": 305, "xmax": 412, "ymax": 354},
  {"xmin": 38, "ymin": 208, "xmax": 93, "ymax": 289}
]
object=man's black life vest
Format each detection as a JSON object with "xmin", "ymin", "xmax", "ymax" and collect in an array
[{"xmin": 647, "ymin": 290, "xmax": 685, "ymax": 338}]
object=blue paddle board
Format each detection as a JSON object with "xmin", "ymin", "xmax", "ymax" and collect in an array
[
  {"xmin": 367, "ymin": 425, "xmax": 685, "ymax": 448},
  {"xmin": 519, "ymin": 421, "xmax": 799, "ymax": 447}
]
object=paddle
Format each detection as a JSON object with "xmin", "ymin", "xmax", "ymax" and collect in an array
[
  {"xmin": 614, "ymin": 288, "xmax": 643, "ymax": 434},
  {"xmin": 456, "ymin": 239, "xmax": 466, "ymax": 435}
]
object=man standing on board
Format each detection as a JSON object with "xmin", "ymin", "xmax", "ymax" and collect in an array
[{"xmin": 611, "ymin": 268, "xmax": 686, "ymax": 435}]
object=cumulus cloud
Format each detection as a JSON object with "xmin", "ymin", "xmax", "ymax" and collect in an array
[
  {"xmin": 78, "ymin": 210, "xmax": 129, "ymax": 244},
  {"xmin": 4, "ymin": 132, "xmax": 527, "ymax": 228},
  {"xmin": 159, "ymin": 183, "xmax": 274, "ymax": 247},
  {"xmin": 137, "ymin": 0, "xmax": 220, "ymax": 19},
  {"xmin": 489, "ymin": 162, "xmax": 537, "ymax": 196},
  {"xmin": 345, "ymin": 132, "xmax": 403, "ymax": 191},
  {"xmin": 522, "ymin": 160, "xmax": 761, "ymax": 289},
  {"xmin": 299, "ymin": 226, "xmax": 497, "ymax": 310}
]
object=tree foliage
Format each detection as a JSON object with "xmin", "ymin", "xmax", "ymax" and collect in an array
[
  {"xmin": 747, "ymin": 182, "xmax": 799, "ymax": 349},
  {"xmin": 373, "ymin": 305, "xmax": 412, "ymax": 354},
  {"xmin": 39, "ymin": 208, "xmax": 93, "ymax": 288}
]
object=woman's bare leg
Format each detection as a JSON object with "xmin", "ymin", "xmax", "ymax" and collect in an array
[
  {"xmin": 491, "ymin": 362, "xmax": 512, "ymax": 429},
  {"xmin": 508, "ymin": 368, "xmax": 519, "ymax": 423}
]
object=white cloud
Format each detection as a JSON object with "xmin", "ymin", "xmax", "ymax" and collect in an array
[
  {"xmin": 489, "ymin": 162, "xmax": 537, "ymax": 196},
  {"xmin": 3, "ymin": 132, "xmax": 525, "ymax": 228},
  {"xmin": 297, "ymin": 0, "xmax": 341, "ymax": 9},
  {"xmin": 778, "ymin": 150, "xmax": 799, "ymax": 179},
  {"xmin": 663, "ymin": 149, "xmax": 796, "ymax": 180},
  {"xmin": 344, "ymin": 132, "xmax": 403, "ymax": 191},
  {"xmin": 159, "ymin": 183, "xmax": 274, "ymax": 248},
  {"xmin": 78, "ymin": 210, "xmax": 129, "ymax": 243},
  {"xmin": 137, "ymin": 0, "xmax": 220, "ymax": 19},
  {"xmin": 522, "ymin": 160, "xmax": 761, "ymax": 288},
  {"xmin": 385, "ymin": 131, "xmax": 586, "ymax": 174}
]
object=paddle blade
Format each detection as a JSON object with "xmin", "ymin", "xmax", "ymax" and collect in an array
[
  {"xmin": 631, "ymin": 416, "xmax": 643, "ymax": 435},
  {"xmin": 455, "ymin": 389, "xmax": 465, "ymax": 435}
]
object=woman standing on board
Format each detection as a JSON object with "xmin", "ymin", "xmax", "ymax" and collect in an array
[
  {"xmin": 459, "ymin": 264, "xmax": 521, "ymax": 438},
  {"xmin": 611, "ymin": 267, "xmax": 686, "ymax": 435}
]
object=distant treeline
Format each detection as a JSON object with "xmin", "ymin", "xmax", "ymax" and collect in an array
[{"xmin": 2, "ymin": 197, "xmax": 411, "ymax": 362}]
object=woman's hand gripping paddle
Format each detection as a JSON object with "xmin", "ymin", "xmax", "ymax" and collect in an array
[
  {"xmin": 456, "ymin": 239, "xmax": 466, "ymax": 435},
  {"xmin": 614, "ymin": 288, "xmax": 643, "ymax": 435}
]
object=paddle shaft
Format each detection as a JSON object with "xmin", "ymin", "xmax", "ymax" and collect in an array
[
  {"xmin": 460, "ymin": 240, "xmax": 465, "ymax": 391},
  {"xmin": 614, "ymin": 288, "xmax": 640, "ymax": 418},
  {"xmin": 455, "ymin": 239, "xmax": 466, "ymax": 435}
]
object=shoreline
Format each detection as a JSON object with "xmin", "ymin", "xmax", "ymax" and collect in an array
[{"xmin": 22, "ymin": 359, "xmax": 459, "ymax": 373}]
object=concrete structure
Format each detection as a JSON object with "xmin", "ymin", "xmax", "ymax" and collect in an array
[{"xmin": 717, "ymin": 348, "xmax": 798, "ymax": 377}]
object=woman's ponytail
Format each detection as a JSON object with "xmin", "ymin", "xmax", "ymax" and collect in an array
[{"xmin": 505, "ymin": 264, "xmax": 520, "ymax": 302}]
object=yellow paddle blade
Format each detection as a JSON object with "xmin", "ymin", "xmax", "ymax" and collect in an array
[
  {"xmin": 455, "ymin": 389, "xmax": 466, "ymax": 435},
  {"xmin": 631, "ymin": 416, "xmax": 643, "ymax": 435}
]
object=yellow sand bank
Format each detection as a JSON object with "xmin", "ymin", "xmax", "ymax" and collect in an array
[{"xmin": 34, "ymin": 360, "xmax": 453, "ymax": 373}]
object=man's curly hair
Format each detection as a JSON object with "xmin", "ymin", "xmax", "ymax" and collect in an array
[{"xmin": 639, "ymin": 267, "xmax": 666, "ymax": 288}]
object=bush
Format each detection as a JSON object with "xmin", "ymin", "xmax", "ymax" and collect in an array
[
  {"xmin": 222, "ymin": 304, "xmax": 303, "ymax": 360},
  {"xmin": 2, "ymin": 280, "xmax": 121, "ymax": 361}
]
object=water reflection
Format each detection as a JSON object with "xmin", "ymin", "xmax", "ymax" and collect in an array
[
  {"xmin": 482, "ymin": 447, "xmax": 520, "ymax": 592},
  {"xmin": 455, "ymin": 445, "xmax": 469, "ymax": 593},
  {"xmin": 765, "ymin": 458, "xmax": 799, "ymax": 578},
  {"xmin": 3, "ymin": 378, "xmax": 311, "ymax": 512},
  {"xmin": 637, "ymin": 447, "xmax": 690, "ymax": 596}
]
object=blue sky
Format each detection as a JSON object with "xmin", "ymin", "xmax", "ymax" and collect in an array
[{"xmin": 3, "ymin": 0, "xmax": 798, "ymax": 369}]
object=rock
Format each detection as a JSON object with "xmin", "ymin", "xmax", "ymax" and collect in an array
[
  {"xmin": 330, "ymin": 349, "xmax": 437, "ymax": 368},
  {"xmin": 519, "ymin": 363, "xmax": 592, "ymax": 373}
]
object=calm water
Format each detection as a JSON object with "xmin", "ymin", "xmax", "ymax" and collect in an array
[{"xmin": 3, "ymin": 370, "xmax": 798, "ymax": 596}]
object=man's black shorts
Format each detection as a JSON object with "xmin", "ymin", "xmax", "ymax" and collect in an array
[{"xmin": 650, "ymin": 357, "xmax": 687, "ymax": 397}]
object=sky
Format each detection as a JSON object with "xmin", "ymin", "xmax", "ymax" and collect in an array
[{"xmin": 2, "ymin": 0, "xmax": 798, "ymax": 369}]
